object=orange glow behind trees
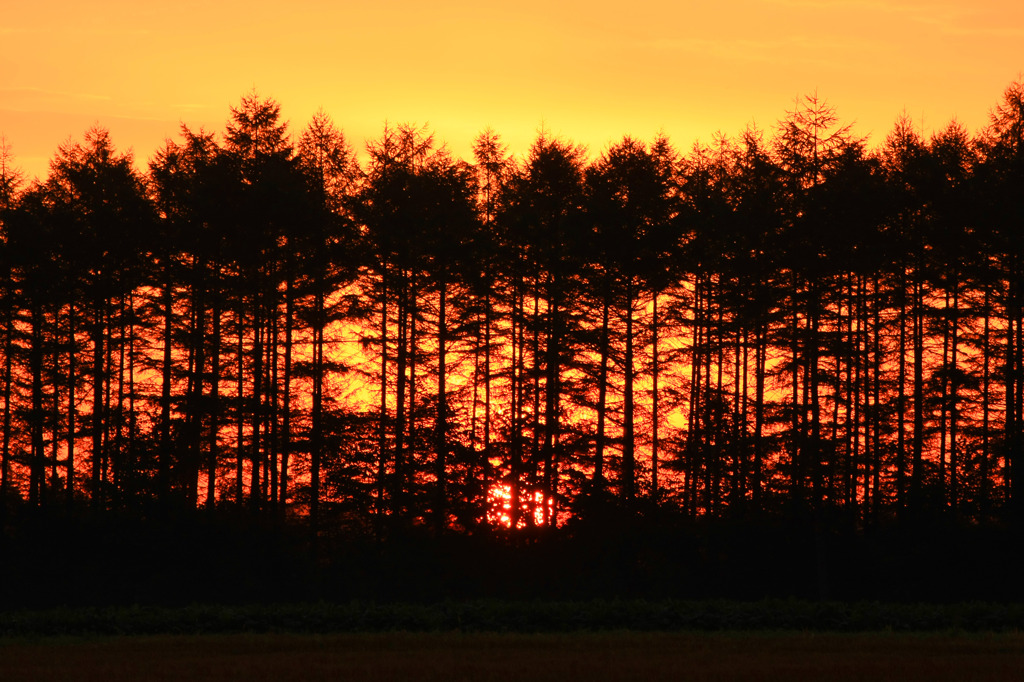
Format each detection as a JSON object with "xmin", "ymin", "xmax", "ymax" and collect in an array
[{"xmin": 3, "ymin": 26, "xmax": 1024, "ymax": 539}]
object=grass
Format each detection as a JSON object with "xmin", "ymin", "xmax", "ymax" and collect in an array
[
  {"xmin": 6, "ymin": 599, "xmax": 1024, "ymax": 636},
  {"xmin": 1, "ymin": 631, "xmax": 1023, "ymax": 682}
]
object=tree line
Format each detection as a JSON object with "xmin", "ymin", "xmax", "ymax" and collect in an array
[{"xmin": 1, "ymin": 81, "xmax": 1023, "ymax": 538}]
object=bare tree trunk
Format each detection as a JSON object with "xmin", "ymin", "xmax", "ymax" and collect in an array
[
  {"xmin": 235, "ymin": 304, "xmax": 245, "ymax": 505},
  {"xmin": 542, "ymin": 280, "xmax": 561, "ymax": 522},
  {"xmin": 407, "ymin": 291, "xmax": 418, "ymax": 519},
  {"xmin": 393, "ymin": 281, "xmax": 408, "ymax": 520},
  {"xmin": 912, "ymin": 277, "xmax": 925, "ymax": 511},
  {"xmin": 159, "ymin": 276, "xmax": 173, "ymax": 502},
  {"xmin": 250, "ymin": 305, "xmax": 263, "ymax": 509},
  {"xmin": 66, "ymin": 303, "xmax": 76, "ymax": 507},
  {"xmin": 434, "ymin": 279, "xmax": 448, "ymax": 531},
  {"xmin": 685, "ymin": 276, "xmax": 703, "ymax": 517},
  {"xmin": 980, "ymin": 284, "xmax": 992, "ymax": 518},
  {"xmin": 939, "ymin": 288, "xmax": 950, "ymax": 505},
  {"xmin": 896, "ymin": 269, "xmax": 908, "ymax": 514},
  {"xmin": 91, "ymin": 295, "xmax": 105, "ymax": 510},
  {"xmin": 594, "ymin": 283, "xmax": 610, "ymax": 489},
  {"xmin": 127, "ymin": 292, "xmax": 138, "ymax": 504},
  {"xmin": 753, "ymin": 322, "xmax": 766, "ymax": 510},
  {"xmin": 949, "ymin": 278, "xmax": 960, "ymax": 513},
  {"xmin": 376, "ymin": 276, "xmax": 388, "ymax": 527},
  {"xmin": 29, "ymin": 303, "xmax": 45, "ymax": 506},
  {"xmin": 0, "ymin": 274, "xmax": 11, "ymax": 513},
  {"xmin": 482, "ymin": 287, "xmax": 493, "ymax": 502},
  {"xmin": 651, "ymin": 291, "xmax": 660, "ymax": 500},
  {"xmin": 622, "ymin": 278, "xmax": 635, "ymax": 503},
  {"xmin": 870, "ymin": 275, "xmax": 883, "ymax": 521},
  {"xmin": 207, "ymin": 296, "xmax": 220, "ymax": 507},
  {"xmin": 309, "ymin": 283, "xmax": 324, "ymax": 536}
]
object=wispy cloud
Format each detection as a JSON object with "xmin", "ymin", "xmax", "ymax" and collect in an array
[
  {"xmin": 760, "ymin": 0, "xmax": 958, "ymax": 17},
  {"xmin": 1, "ymin": 87, "xmax": 112, "ymax": 103},
  {"xmin": 2, "ymin": 24, "xmax": 153, "ymax": 38},
  {"xmin": 641, "ymin": 35, "xmax": 881, "ymax": 66}
]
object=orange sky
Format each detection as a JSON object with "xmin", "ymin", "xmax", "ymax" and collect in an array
[{"xmin": 2, "ymin": 0, "xmax": 1022, "ymax": 182}]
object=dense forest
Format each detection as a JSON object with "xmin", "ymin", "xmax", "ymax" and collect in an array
[{"xmin": 1, "ymin": 81, "xmax": 1024, "ymax": 605}]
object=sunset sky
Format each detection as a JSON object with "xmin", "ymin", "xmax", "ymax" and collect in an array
[{"xmin": 2, "ymin": 0, "xmax": 1022, "ymax": 181}]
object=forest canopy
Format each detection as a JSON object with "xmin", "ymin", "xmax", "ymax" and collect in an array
[{"xmin": 1, "ymin": 81, "xmax": 1024, "ymax": 545}]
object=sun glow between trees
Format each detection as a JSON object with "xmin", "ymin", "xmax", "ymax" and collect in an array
[{"xmin": 486, "ymin": 483, "xmax": 555, "ymax": 529}]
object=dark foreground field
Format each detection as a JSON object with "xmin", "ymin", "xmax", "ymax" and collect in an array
[{"xmin": 2, "ymin": 631, "xmax": 1023, "ymax": 682}]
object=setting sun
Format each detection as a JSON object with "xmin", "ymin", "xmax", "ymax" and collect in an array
[{"xmin": 486, "ymin": 483, "xmax": 556, "ymax": 529}]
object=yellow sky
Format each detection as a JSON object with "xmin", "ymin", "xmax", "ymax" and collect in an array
[{"xmin": 2, "ymin": 0, "xmax": 1022, "ymax": 181}]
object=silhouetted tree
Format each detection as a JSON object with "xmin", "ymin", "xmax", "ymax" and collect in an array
[
  {"xmin": 501, "ymin": 132, "xmax": 589, "ymax": 524},
  {"xmin": 45, "ymin": 127, "xmax": 154, "ymax": 509},
  {"xmin": 296, "ymin": 109, "xmax": 361, "ymax": 534},
  {"xmin": 978, "ymin": 78, "xmax": 1024, "ymax": 522},
  {"xmin": 772, "ymin": 94, "xmax": 861, "ymax": 511},
  {"xmin": 221, "ymin": 92, "xmax": 303, "ymax": 511},
  {"xmin": 0, "ymin": 137, "xmax": 24, "ymax": 513},
  {"xmin": 467, "ymin": 129, "xmax": 512, "ymax": 519},
  {"xmin": 587, "ymin": 135, "xmax": 677, "ymax": 504}
]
